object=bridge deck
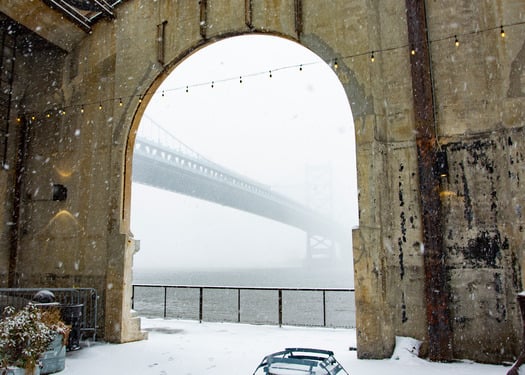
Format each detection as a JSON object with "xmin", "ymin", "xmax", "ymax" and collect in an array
[{"xmin": 132, "ymin": 137, "xmax": 349, "ymax": 244}]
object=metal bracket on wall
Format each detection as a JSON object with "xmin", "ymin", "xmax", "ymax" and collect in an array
[
  {"xmin": 294, "ymin": 0, "xmax": 303, "ymax": 41},
  {"xmin": 199, "ymin": 0, "xmax": 208, "ymax": 39},
  {"xmin": 157, "ymin": 20, "xmax": 168, "ymax": 66}
]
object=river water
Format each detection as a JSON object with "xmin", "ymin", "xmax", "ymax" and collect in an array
[{"xmin": 133, "ymin": 265, "xmax": 354, "ymax": 288}]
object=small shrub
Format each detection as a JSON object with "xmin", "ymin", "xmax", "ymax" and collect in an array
[
  {"xmin": 39, "ymin": 308, "xmax": 71, "ymax": 346},
  {"xmin": 0, "ymin": 304, "xmax": 56, "ymax": 371}
]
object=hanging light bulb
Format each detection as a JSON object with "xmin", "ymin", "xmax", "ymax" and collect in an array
[
  {"xmin": 80, "ymin": 105, "xmax": 85, "ymax": 114},
  {"xmin": 411, "ymin": 46, "xmax": 416, "ymax": 55},
  {"xmin": 454, "ymin": 35, "xmax": 459, "ymax": 47},
  {"xmin": 119, "ymin": 98, "xmax": 123, "ymax": 106},
  {"xmin": 138, "ymin": 96, "xmax": 143, "ymax": 103},
  {"xmin": 185, "ymin": 86, "xmax": 189, "ymax": 93},
  {"xmin": 299, "ymin": 64, "xmax": 303, "ymax": 71},
  {"xmin": 162, "ymin": 90, "xmax": 165, "ymax": 97},
  {"xmin": 370, "ymin": 51, "xmax": 375, "ymax": 62},
  {"xmin": 211, "ymin": 81, "xmax": 214, "ymax": 88},
  {"xmin": 31, "ymin": 115, "xmax": 36, "ymax": 121},
  {"xmin": 333, "ymin": 58, "xmax": 338, "ymax": 70},
  {"xmin": 500, "ymin": 25, "xmax": 505, "ymax": 38},
  {"xmin": 240, "ymin": 76, "xmax": 242, "ymax": 83},
  {"xmin": 46, "ymin": 112, "xmax": 51, "ymax": 118},
  {"xmin": 269, "ymin": 70, "xmax": 272, "ymax": 78},
  {"xmin": 99, "ymin": 103, "xmax": 103, "ymax": 110}
]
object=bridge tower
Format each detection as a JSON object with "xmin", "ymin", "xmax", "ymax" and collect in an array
[{"xmin": 305, "ymin": 164, "xmax": 335, "ymax": 263}]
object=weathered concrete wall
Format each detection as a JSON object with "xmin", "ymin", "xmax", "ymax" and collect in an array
[
  {"xmin": 0, "ymin": 0, "xmax": 524, "ymax": 364},
  {"xmin": 441, "ymin": 135, "xmax": 523, "ymax": 361},
  {"xmin": 426, "ymin": 0, "xmax": 525, "ymax": 361},
  {"xmin": 0, "ymin": 16, "xmax": 70, "ymax": 288},
  {"xmin": 350, "ymin": 0, "xmax": 419, "ymax": 358}
]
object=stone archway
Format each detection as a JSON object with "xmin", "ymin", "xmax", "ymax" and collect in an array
[
  {"xmin": 121, "ymin": 28, "xmax": 389, "ymax": 359},
  {"xmin": 0, "ymin": 0, "xmax": 406, "ymax": 358}
]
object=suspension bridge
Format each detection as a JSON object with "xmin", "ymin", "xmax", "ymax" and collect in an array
[{"xmin": 132, "ymin": 116, "xmax": 350, "ymax": 258}]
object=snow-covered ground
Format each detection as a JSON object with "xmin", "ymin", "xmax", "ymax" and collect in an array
[{"xmin": 61, "ymin": 318, "xmax": 509, "ymax": 374}]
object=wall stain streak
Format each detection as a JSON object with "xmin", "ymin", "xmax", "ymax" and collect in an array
[
  {"xmin": 398, "ymin": 171, "xmax": 406, "ymax": 280},
  {"xmin": 398, "ymin": 237, "xmax": 405, "ymax": 280},
  {"xmin": 399, "ymin": 180, "xmax": 404, "ymax": 207},
  {"xmin": 450, "ymin": 230, "xmax": 504, "ymax": 268},
  {"xmin": 464, "ymin": 140, "xmax": 496, "ymax": 173},
  {"xmin": 493, "ymin": 273, "xmax": 506, "ymax": 323},
  {"xmin": 459, "ymin": 162, "xmax": 473, "ymax": 228}
]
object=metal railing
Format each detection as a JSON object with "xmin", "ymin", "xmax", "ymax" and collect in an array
[
  {"xmin": 0, "ymin": 288, "xmax": 98, "ymax": 341},
  {"xmin": 132, "ymin": 284, "xmax": 355, "ymax": 328}
]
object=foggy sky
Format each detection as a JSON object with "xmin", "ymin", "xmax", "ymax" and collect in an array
[{"xmin": 130, "ymin": 35, "xmax": 357, "ymax": 270}]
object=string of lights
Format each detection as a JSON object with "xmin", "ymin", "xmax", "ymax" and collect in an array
[{"xmin": 15, "ymin": 19, "xmax": 525, "ymax": 122}]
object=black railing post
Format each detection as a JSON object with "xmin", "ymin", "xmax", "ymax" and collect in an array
[
  {"xmin": 278, "ymin": 289, "xmax": 283, "ymax": 327},
  {"xmin": 237, "ymin": 288, "xmax": 241, "ymax": 323},
  {"xmin": 131, "ymin": 285, "xmax": 135, "ymax": 309},
  {"xmin": 323, "ymin": 290, "xmax": 326, "ymax": 327},
  {"xmin": 199, "ymin": 287, "xmax": 203, "ymax": 323},
  {"xmin": 163, "ymin": 286, "xmax": 167, "ymax": 318}
]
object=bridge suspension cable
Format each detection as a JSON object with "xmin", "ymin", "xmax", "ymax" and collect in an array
[{"xmin": 138, "ymin": 114, "xmax": 206, "ymax": 162}]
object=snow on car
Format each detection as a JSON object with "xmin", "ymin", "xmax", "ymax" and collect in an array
[{"xmin": 252, "ymin": 348, "xmax": 349, "ymax": 374}]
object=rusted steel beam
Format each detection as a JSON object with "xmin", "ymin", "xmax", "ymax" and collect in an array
[
  {"xmin": 93, "ymin": 0, "xmax": 115, "ymax": 18},
  {"xmin": 405, "ymin": 0, "xmax": 453, "ymax": 361},
  {"xmin": 46, "ymin": 0, "xmax": 92, "ymax": 32}
]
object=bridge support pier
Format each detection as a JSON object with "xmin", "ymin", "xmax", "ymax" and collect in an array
[
  {"xmin": 105, "ymin": 234, "xmax": 148, "ymax": 343},
  {"xmin": 306, "ymin": 233, "xmax": 335, "ymax": 263}
]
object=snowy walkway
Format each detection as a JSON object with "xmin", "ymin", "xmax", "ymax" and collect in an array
[{"xmin": 61, "ymin": 318, "xmax": 509, "ymax": 374}]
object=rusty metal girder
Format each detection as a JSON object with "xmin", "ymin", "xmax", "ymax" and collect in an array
[
  {"xmin": 43, "ymin": 0, "xmax": 121, "ymax": 33},
  {"xmin": 405, "ymin": 0, "xmax": 453, "ymax": 361}
]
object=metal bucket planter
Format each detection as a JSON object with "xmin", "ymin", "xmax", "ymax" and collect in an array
[
  {"xmin": 39, "ymin": 334, "xmax": 66, "ymax": 375},
  {"xmin": 1, "ymin": 334, "xmax": 65, "ymax": 375},
  {"xmin": 0, "ymin": 367, "xmax": 40, "ymax": 375}
]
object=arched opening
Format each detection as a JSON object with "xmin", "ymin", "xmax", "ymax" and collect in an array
[{"xmin": 127, "ymin": 33, "xmax": 358, "ymax": 325}]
